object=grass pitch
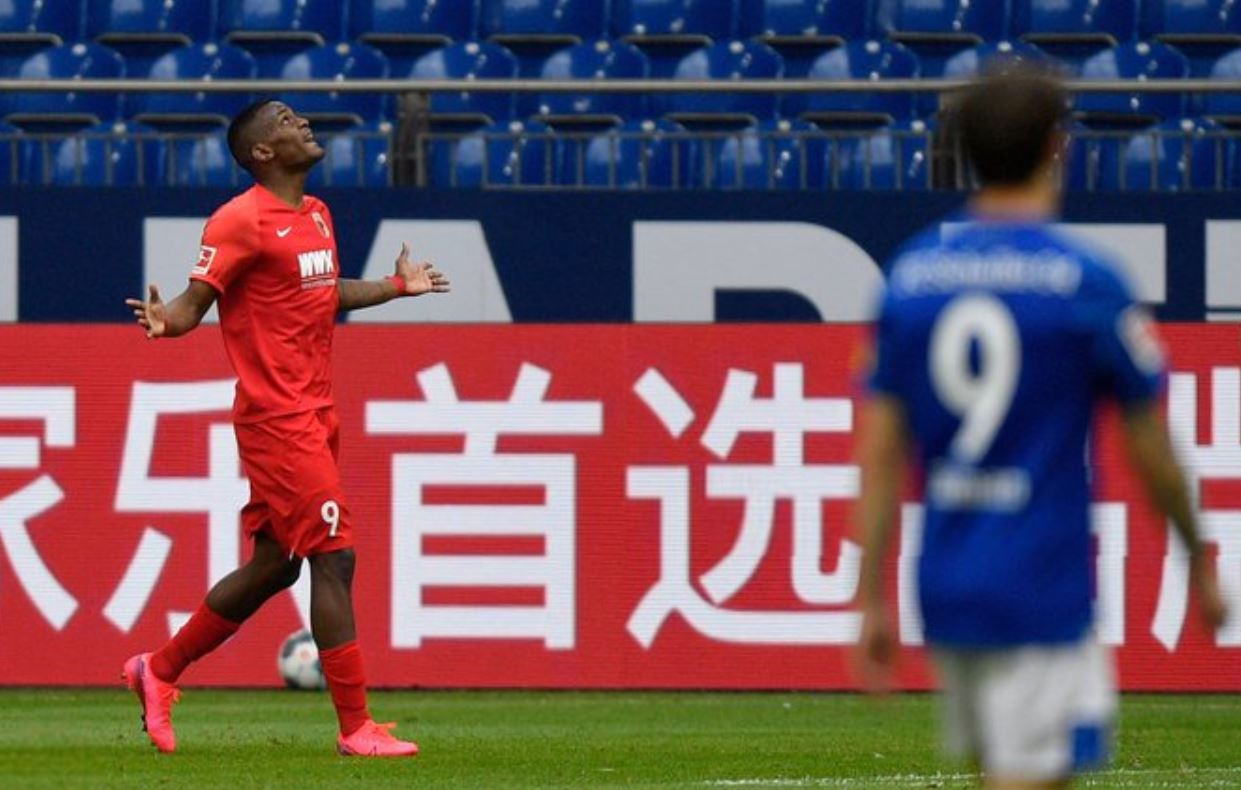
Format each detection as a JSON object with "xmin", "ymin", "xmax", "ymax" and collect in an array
[{"xmin": 0, "ymin": 690, "xmax": 1237, "ymax": 788}]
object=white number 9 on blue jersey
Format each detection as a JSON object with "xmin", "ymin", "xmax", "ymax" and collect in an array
[{"xmin": 930, "ymin": 293, "xmax": 1021, "ymax": 464}]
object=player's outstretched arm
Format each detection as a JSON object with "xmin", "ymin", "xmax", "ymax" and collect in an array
[
  {"xmin": 123, "ymin": 281, "xmax": 217, "ymax": 339},
  {"xmin": 854, "ymin": 395, "xmax": 909, "ymax": 693},
  {"xmin": 1121, "ymin": 400, "xmax": 1230, "ymax": 631},
  {"xmin": 337, "ymin": 242, "xmax": 450, "ymax": 312}
]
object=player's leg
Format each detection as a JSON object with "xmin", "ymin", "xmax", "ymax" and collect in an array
[
  {"xmin": 122, "ymin": 531, "xmax": 301, "ymax": 753},
  {"xmin": 308, "ymin": 547, "xmax": 417, "ymax": 757}
]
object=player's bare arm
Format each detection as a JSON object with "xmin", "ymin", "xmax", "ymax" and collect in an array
[
  {"xmin": 855, "ymin": 394, "xmax": 909, "ymax": 693},
  {"xmin": 124, "ymin": 280, "xmax": 217, "ymax": 339},
  {"xmin": 1121, "ymin": 400, "xmax": 1230, "ymax": 630},
  {"xmin": 337, "ymin": 242, "xmax": 450, "ymax": 311}
]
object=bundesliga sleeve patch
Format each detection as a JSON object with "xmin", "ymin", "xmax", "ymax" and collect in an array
[{"xmin": 192, "ymin": 244, "xmax": 218, "ymax": 276}]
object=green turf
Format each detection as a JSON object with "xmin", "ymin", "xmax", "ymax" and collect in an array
[{"xmin": 0, "ymin": 690, "xmax": 1237, "ymax": 788}]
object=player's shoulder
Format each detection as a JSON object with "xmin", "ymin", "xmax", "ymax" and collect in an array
[
  {"xmin": 207, "ymin": 186, "xmax": 262, "ymax": 229},
  {"xmin": 1034, "ymin": 225, "xmax": 1134, "ymax": 300}
]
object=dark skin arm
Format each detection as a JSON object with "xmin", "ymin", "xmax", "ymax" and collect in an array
[
  {"xmin": 337, "ymin": 243, "xmax": 450, "ymax": 312},
  {"xmin": 124, "ymin": 280, "xmax": 218, "ymax": 339}
]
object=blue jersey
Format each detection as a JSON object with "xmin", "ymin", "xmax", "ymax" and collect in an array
[{"xmin": 868, "ymin": 217, "xmax": 1165, "ymax": 647}]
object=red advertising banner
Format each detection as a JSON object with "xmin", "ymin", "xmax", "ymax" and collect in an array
[{"xmin": 0, "ymin": 325, "xmax": 1237, "ymax": 689}]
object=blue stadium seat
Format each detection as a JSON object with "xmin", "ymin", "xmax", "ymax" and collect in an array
[
  {"xmin": 306, "ymin": 120, "xmax": 392, "ymax": 186},
  {"xmin": 87, "ymin": 0, "xmax": 215, "ymax": 75},
  {"xmin": 822, "ymin": 118, "xmax": 930, "ymax": 189},
  {"xmin": 614, "ymin": 0, "xmax": 738, "ymax": 77},
  {"xmin": 428, "ymin": 119, "xmax": 555, "ymax": 187},
  {"xmin": 1205, "ymin": 47, "xmax": 1241, "ymax": 119},
  {"xmin": 785, "ymin": 39, "xmax": 919, "ymax": 124},
  {"xmin": 0, "ymin": 0, "xmax": 81, "ymax": 47},
  {"xmin": 21, "ymin": 120, "xmax": 166, "ymax": 185},
  {"xmin": 273, "ymin": 42, "xmax": 389, "ymax": 128},
  {"xmin": 1101, "ymin": 118, "xmax": 1227, "ymax": 191},
  {"xmin": 665, "ymin": 40, "xmax": 783, "ymax": 126},
  {"xmin": 1013, "ymin": 0, "xmax": 1138, "ymax": 61},
  {"xmin": 132, "ymin": 42, "xmax": 258, "ymax": 129},
  {"xmin": 408, "ymin": 41, "xmax": 520, "ymax": 127},
  {"xmin": 166, "ymin": 129, "xmax": 252, "ymax": 185},
  {"xmin": 1075, "ymin": 41, "xmax": 1189, "ymax": 125},
  {"xmin": 537, "ymin": 40, "xmax": 649, "ymax": 125},
  {"xmin": 221, "ymin": 0, "xmax": 344, "ymax": 73},
  {"xmin": 1065, "ymin": 122, "xmax": 1118, "ymax": 190},
  {"xmin": 942, "ymin": 40, "xmax": 1046, "ymax": 79},
  {"xmin": 875, "ymin": 0, "xmax": 1006, "ymax": 48},
  {"xmin": 710, "ymin": 118, "xmax": 822, "ymax": 189},
  {"xmin": 350, "ymin": 0, "xmax": 479, "ymax": 74},
  {"xmin": 7, "ymin": 43, "xmax": 126, "ymax": 131},
  {"xmin": 568, "ymin": 117, "xmax": 693, "ymax": 187},
  {"xmin": 481, "ymin": 0, "xmax": 608, "ymax": 44},
  {"xmin": 0, "ymin": 122, "xmax": 21, "ymax": 185},
  {"xmin": 1146, "ymin": 1, "xmax": 1241, "ymax": 76},
  {"xmin": 738, "ymin": 0, "xmax": 870, "ymax": 76}
]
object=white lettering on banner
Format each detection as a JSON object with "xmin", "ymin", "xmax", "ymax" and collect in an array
[
  {"xmin": 367, "ymin": 363, "xmax": 602, "ymax": 649},
  {"xmin": 1205, "ymin": 221, "xmax": 1241, "ymax": 311},
  {"xmin": 349, "ymin": 220, "xmax": 512, "ymax": 323},
  {"xmin": 144, "ymin": 218, "xmax": 219, "ymax": 323},
  {"xmin": 0, "ymin": 217, "xmax": 17, "ymax": 322},
  {"xmin": 106, "ymin": 380, "xmax": 317, "ymax": 636},
  {"xmin": 1154, "ymin": 368, "xmax": 1241, "ymax": 649},
  {"xmin": 1093, "ymin": 503, "xmax": 1128, "ymax": 647},
  {"xmin": 941, "ymin": 222, "xmax": 1167, "ymax": 304},
  {"xmin": 627, "ymin": 364, "xmax": 866, "ymax": 647},
  {"xmin": 898, "ymin": 504, "xmax": 923, "ymax": 646},
  {"xmin": 633, "ymin": 222, "xmax": 884, "ymax": 322},
  {"xmin": 0, "ymin": 387, "xmax": 77, "ymax": 629}
]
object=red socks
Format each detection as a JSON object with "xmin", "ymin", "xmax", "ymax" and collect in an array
[
  {"xmin": 149, "ymin": 603, "xmax": 240, "ymax": 683},
  {"xmin": 319, "ymin": 641, "xmax": 372, "ymax": 736}
]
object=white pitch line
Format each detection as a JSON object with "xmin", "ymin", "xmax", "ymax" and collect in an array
[{"xmin": 704, "ymin": 766, "xmax": 1241, "ymax": 788}]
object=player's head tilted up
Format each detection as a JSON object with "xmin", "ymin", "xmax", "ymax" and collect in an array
[
  {"xmin": 227, "ymin": 99, "xmax": 326, "ymax": 180},
  {"xmin": 955, "ymin": 66, "xmax": 1068, "ymax": 196}
]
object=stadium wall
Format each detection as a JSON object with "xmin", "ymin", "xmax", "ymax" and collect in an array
[
  {"xmin": 1, "ymin": 190, "xmax": 1240, "ymax": 322},
  {"xmin": 0, "ymin": 324, "xmax": 1238, "ymax": 690}
]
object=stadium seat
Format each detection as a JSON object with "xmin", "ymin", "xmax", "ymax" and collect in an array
[
  {"xmin": 665, "ymin": 40, "xmax": 783, "ymax": 126},
  {"xmin": 0, "ymin": 0, "xmax": 81, "ymax": 48},
  {"xmin": 1075, "ymin": 41, "xmax": 1189, "ymax": 126},
  {"xmin": 87, "ymin": 0, "xmax": 214, "ymax": 76},
  {"xmin": 1147, "ymin": 1, "xmax": 1241, "ymax": 76},
  {"xmin": 614, "ymin": 0, "xmax": 739, "ymax": 77},
  {"xmin": 1013, "ymin": 0, "xmax": 1138, "ymax": 61},
  {"xmin": 1101, "ymin": 118, "xmax": 1227, "ymax": 191},
  {"xmin": 481, "ymin": 0, "xmax": 608, "ymax": 45},
  {"xmin": 0, "ymin": 122, "xmax": 21, "ymax": 186},
  {"xmin": 272, "ymin": 42, "xmax": 389, "ymax": 129},
  {"xmin": 738, "ymin": 0, "xmax": 870, "ymax": 76},
  {"xmin": 785, "ymin": 39, "xmax": 919, "ymax": 125},
  {"xmin": 408, "ymin": 41, "xmax": 520, "ymax": 128},
  {"xmin": 709, "ymin": 118, "xmax": 823, "ymax": 189},
  {"xmin": 427, "ymin": 119, "xmax": 555, "ymax": 187},
  {"xmin": 132, "ymin": 42, "xmax": 258, "ymax": 129},
  {"xmin": 941, "ymin": 40, "xmax": 1046, "ymax": 79},
  {"xmin": 221, "ymin": 0, "xmax": 344, "ymax": 74},
  {"xmin": 1205, "ymin": 47, "xmax": 1241, "ymax": 120},
  {"xmin": 822, "ymin": 118, "xmax": 931, "ymax": 189},
  {"xmin": 874, "ymin": 0, "xmax": 1006, "ymax": 48},
  {"xmin": 306, "ymin": 120, "xmax": 392, "ymax": 186},
  {"xmin": 7, "ymin": 43, "xmax": 126, "ymax": 131},
  {"xmin": 166, "ymin": 129, "xmax": 252, "ymax": 185},
  {"xmin": 537, "ymin": 40, "xmax": 649, "ymax": 126},
  {"xmin": 350, "ymin": 0, "xmax": 479, "ymax": 74},
  {"xmin": 21, "ymin": 120, "xmax": 166, "ymax": 185},
  {"xmin": 569, "ymin": 117, "xmax": 693, "ymax": 187}
]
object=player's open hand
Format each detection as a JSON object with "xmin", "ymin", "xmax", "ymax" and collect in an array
[
  {"xmin": 124, "ymin": 284, "xmax": 168, "ymax": 339},
  {"xmin": 395, "ymin": 242, "xmax": 450, "ymax": 296}
]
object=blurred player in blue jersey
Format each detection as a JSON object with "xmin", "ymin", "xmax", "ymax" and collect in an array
[{"xmin": 855, "ymin": 68, "xmax": 1228, "ymax": 789}]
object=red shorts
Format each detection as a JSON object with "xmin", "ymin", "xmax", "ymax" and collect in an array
[{"xmin": 235, "ymin": 407, "xmax": 354, "ymax": 558}]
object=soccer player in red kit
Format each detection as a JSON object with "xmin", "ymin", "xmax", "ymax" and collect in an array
[{"xmin": 122, "ymin": 99, "xmax": 449, "ymax": 757}]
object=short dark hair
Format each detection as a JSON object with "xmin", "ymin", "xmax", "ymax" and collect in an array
[
  {"xmin": 227, "ymin": 98, "xmax": 278, "ymax": 173},
  {"xmin": 956, "ymin": 68, "xmax": 1067, "ymax": 187}
]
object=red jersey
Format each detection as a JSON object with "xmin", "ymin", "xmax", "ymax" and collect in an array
[{"xmin": 190, "ymin": 184, "xmax": 339, "ymax": 423}]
